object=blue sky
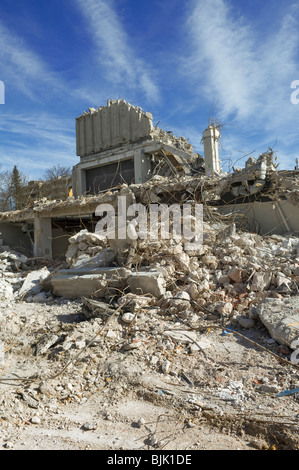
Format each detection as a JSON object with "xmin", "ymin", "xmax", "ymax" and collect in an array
[{"xmin": 0, "ymin": 0, "xmax": 299, "ymax": 180}]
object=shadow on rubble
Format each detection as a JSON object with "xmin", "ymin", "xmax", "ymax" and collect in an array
[{"xmin": 56, "ymin": 311, "xmax": 86, "ymax": 324}]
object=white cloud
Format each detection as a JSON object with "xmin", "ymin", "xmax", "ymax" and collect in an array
[
  {"xmin": 184, "ymin": 0, "xmax": 299, "ymax": 132},
  {"xmin": 75, "ymin": 0, "xmax": 160, "ymax": 102},
  {"xmin": 0, "ymin": 113, "xmax": 77, "ymax": 179},
  {"xmin": 0, "ymin": 19, "xmax": 102, "ymax": 106},
  {"xmin": 0, "ymin": 21, "xmax": 65, "ymax": 100}
]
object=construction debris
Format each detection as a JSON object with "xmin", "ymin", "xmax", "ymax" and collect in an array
[
  {"xmin": 257, "ymin": 297, "xmax": 299, "ymax": 348},
  {"xmin": 0, "ymin": 142, "xmax": 299, "ymax": 449}
]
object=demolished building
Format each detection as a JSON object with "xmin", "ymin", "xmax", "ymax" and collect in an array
[
  {"xmin": 0, "ymin": 100, "xmax": 299, "ymax": 450},
  {"xmin": 0, "ymin": 99, "xmax": 299, "ymax": 306},
  {"xmin": 1, "ymin": 100, "xmax": 298, "ymax": 259}
]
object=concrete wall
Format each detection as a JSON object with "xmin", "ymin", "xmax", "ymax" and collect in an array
[
  {"xmin": 218, "ymin": 200, "xmax": 299, "ymax": 235},
  {"xmin": 23, "ymin": 176, "xmax": 72, "ymax": 205},
  {"xmin": 72, "ymin": 143, "xmax": 153, "ymax": 197},
  {"xmin": 76, "ymin": 100, "xmax": 153, "ymax": 157},
  {"xmin": 0, "ymin": 222, "xmax": 33, "ymax": 257},
  {"xmin": 52, "ymin": 226, "xmax": 71, "ymax": 260}
]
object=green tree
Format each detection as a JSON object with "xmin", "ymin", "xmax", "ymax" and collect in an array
[
  {"xmin": 0, "ymin": 165, "xmax": 27, "ymax": 211},
  {"xmin": 9, "ymin": 165, "xmax": 25, "ymax": 210}
]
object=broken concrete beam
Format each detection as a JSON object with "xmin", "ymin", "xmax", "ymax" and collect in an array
[
  {"xmin": 51, "ymin": 267, "xmax": 127, "ymax": 299},
  {"xmin": 71, "ymin": 249, "xmax": 116, "ymax": 270},
  {"xmin": 18, "ymin": 267, "xmax": 51, "ymax": 298},
  {"xmin": 256, "ymin": 297, "xmax": 299, "ymax": 347},
  {"xmin": 126, "ymin": 271, "xmax": 166, "ymax": 298},
  {"xmin": 81, "ymin": 297, "xmax": 116, "ymax": 320},
  {"xmin": 51, "ymin": 273, "xmax": 108, "ymax": 299}
]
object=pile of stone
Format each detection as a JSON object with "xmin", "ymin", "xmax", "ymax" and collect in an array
[
  {"xmin": 52, "ymin": 222, "xmax": 299, "ymax": 313},
  {"xmin": 51, "ymin": 220, "xmax": 299, "ymax": 349},
  {"xmin": 48, "ymin": 216, "xmax": 299, "ymax": 350},
  {"xmin": 0, "ymin": 238, "xmax": 27, "ymax": 273},
  {"xmin": 128, "ymin": 221, "xmax": 299, "ymax": 304},
  {"xmin": 151, "ymin": 126, "xmax": 193, "ymax": 153},
  {"xmin": 65, "ymin": 229, "xmax": 112, "ymax": 268},
  {"xmin": 0, "ymin": 237, "xmax": 28, "ymax": 301}
]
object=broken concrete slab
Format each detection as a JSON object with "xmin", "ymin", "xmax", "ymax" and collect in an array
[
  {"xmin": 35, "ymin": 333, "xmax": 60, "ymax": 355},
  {"xmin": 81, "ymin": 297, "xmax": 116, "ymax": 320},
  {"xmin": 51, "ymin": 267, "xmax": 127, "ymax": 299},
  {"xmin": 126, "ymin": 271, "xmax": 166, "ymax": 298},
  {"xmin": 71, "ymin": 249, "xmax": 116, "ymax": 270},
  {"xmin": 256, "ymin": 296, "xmax": 299, "ymax": 347},
  {"xmin": 18, "ymin": 267, "xmax": 51, "ymax": 298},
  {"xmin": 163, "ymin": 329, "xmax": 199, "ymax": 345},
  {"xmin": 51, "ymin": 273, "xmax": 108, "ymax": 299}
]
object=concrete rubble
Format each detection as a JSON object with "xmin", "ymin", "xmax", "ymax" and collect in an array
[
  {"xmin": 49, "ymin": 216, "xmax": 299, "ymax": 342},
  {"xmin": 257, "ymin": 297, "xmax": 299, "ymax": 348},
  {"xmin": 0, "ymin": 195, "xmax": 299, "ymax": 449},
  {"xmin": 0, "ymin": 133, "xmax": 299, "ymax": 448}
]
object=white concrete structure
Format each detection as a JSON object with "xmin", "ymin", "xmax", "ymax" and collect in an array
[
  {"xmin": 202, "ymin": 125, "xmax": 222, "ymax": 176},
  {"xmin": 73, "ymin": 100, "xmax": 195, "ymax": 197},
  {"xmin": 76, "ymin": 100, "xmax": 154, "ymax": 157},
  {"xmin": 33, "ymin": 217, "xmax": 52, "ymax": 259}
]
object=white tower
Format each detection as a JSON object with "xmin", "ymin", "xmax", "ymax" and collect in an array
[{"xmin": 202, "ymin": 125, "xmax": 221, "ymax": 176}]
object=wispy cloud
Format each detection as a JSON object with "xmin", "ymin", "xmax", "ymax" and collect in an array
[
  {"xmin": 0, "ymin": 21, "xmax": 65, "ymax": 100},
  {"xmin": 180, "ymin": 0, "xmax": 299, "ymax": 168},
  {"xmin": 75, "ymin": 0, "xmax": 160, "ymax": 102},
  {"xmin": 184, "ymin": 0, "xmax": 299, "ymax": 132},
  {"xmin": 0, "ymin": 113, "xmax": 76, "ymax": 178},
  {"xmin": 0, "ymin": 19, "xmax": 102, "ymax": 106}
]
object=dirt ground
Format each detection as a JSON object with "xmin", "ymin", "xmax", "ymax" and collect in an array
[{"xmin": 0, "ymin": 293, "xmax": 298, "ymax": 452}]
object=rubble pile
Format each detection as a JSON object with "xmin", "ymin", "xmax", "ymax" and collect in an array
[
  {"xmin": 0, "ymin": 237, "xmax": 28, "ymax": 302},
  {"xmin": 0, "ymin": 238, "xmax": 27, "ymax": 273},
  {"xmin": 151, "ymin": 126, "xmax": 193, "ymax": 153},
  {"xmin": 1, "ymin": 184, "xmax": 299, "ymax": 449},
  {"xmin": 65, "ymin": 229, "xmax": 108, "ymax": 267},
  {"xmin": 0, "ymin": 273, "xmax": 299, "ymax": 449},
  {"xmin": 43, "ymin": 214, "xmax": 299, "ymax": 363},
  {"xmin": 0, "ymin": 225, "xmax": 298, "ymax": 450},
  {"xmin": 57, "ymin": 223, "xmax": 299, "ymax": 327}
]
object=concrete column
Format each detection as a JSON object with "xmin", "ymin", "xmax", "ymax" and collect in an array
[
  {"xmin": 202, "ymin": 125, "xmax": 221, "ymax": 176},
  {"xmin": 72, "ymin": 165, "xmax": 86, "ymax": 197},
  {"xmin": 134, "ymin": 149, "xmax": 152, "ymax": 184},
  {"xmin": 34, "ymin": 217, "xmax": 52, "ymax": 259}
]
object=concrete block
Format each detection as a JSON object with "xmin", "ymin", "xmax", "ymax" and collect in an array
[
  {"xmin": 51, "ymin": 267, "xmax": 127, "ymax": 299},
  {"xmin": 19, "ymin": 267, "xmax": 51, "ymax": 297},
  {"xmin": 51, "ymin": 274, "xmax": 108, "ymax": 299},
  {"xmin": 71, "ymin": 249, "xmax": 116, "ymax": 270},
  {"xmin": 257, "ymin": 297, "xmax": 299, "ymax": 347},
  {"xmin": 126, "ymin": 271, "xmax": 166, "ymax": 298}
]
